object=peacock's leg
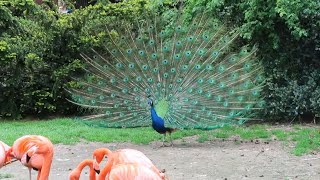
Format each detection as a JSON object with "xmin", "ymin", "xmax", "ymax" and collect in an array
[
  {"xmin": 169, "ymin": 133, "xmax": 173, "ymax": 146},
  {"xmin": 161, "ymin": 134, "xmax": 166, "ymax": 147}
]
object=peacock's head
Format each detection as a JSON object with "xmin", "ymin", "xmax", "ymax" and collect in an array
[{"xmin": 147, "ymin": 95, "xmax": 153, "ymax": 107}]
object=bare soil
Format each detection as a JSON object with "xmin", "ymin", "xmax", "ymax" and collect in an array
[{"xmin": 1, "ymin": 136, "xmax": 320, "ymax": 180}]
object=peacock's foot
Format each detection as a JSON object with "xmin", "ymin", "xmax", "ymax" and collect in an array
[
  {"xmin": 160, "ymin": 143, "xmax": 166, "ymax": 147},
  {"xmin": 160, "ymin": 142, "xmax": 174, "ymax": 147}
]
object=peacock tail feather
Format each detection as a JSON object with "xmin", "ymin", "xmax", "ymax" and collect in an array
[{"xmin": 67, "ymin": 5, "xmax": 265, "ymax": 130}]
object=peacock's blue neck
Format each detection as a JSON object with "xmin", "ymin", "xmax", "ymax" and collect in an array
[{"xmin": 150, "ymin": 107, "xmax": 165, "ymax": 129}]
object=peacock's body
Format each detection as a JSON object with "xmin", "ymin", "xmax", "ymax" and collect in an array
[
  {"xmin": 68, "ymin": 4, "xmax": 264, "ymax": 139},
  {"xmin": 148, "ymin": 96, "xmax": 175, "ymax": 145}
]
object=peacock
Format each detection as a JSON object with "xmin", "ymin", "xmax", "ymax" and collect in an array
[{"xmin": 67, "ymin": 2, "xmax": 265, "ymax": 146}]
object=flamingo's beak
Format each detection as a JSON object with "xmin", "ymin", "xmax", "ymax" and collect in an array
[
  {"xmin": 95, "ymin": 169, "xmax": 100, "ymax": 174},
  {"xmin": 93, "ymin": 159, "xmax": 100, "ymax": 174},
  {"xmin": 26, "ymin": 154, "xmax": 31, "ymax": 163}
]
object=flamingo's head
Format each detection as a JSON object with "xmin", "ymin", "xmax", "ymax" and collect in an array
[
  {"xmin": 26, "ymin": 146, "xmax": 38, "ymax": 163},
  {"xmin": 92, "ymin": 148, "xmax": 111, "ymax": 163},
  {"xmin": 4, "ymin": 148, "xmax": 13, "ymax": 164}
]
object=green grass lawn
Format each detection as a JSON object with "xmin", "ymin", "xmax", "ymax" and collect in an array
[
  {"xmin": 0, "ymin": 118, "xmax": 319, "ymax": 156},
  {"xmin": 0, "ymin": 118, "xmax": 204, "ymax": 145},
  {"xmin": 197, "ymin": 124, "xmax": 320, "ymax": 155}
]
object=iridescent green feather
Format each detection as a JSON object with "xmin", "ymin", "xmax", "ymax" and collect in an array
[
  {"xmin": 155, "ymin": 99, "xmax": 170, "ymax": 119},
  {"xmin": 67, "ymin": 5, "xmax": 265, "ymax": 129}
]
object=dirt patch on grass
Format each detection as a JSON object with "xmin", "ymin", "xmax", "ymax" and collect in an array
[{"xmin": 1, "ymin": 136, "xmax": 320, "ymax": 180}]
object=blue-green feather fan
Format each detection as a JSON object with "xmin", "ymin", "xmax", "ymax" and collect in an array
[{"xmin": 67, "ymin": 5, "xmax": 264, "ymax": 145}]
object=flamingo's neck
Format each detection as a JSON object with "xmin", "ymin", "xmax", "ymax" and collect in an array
[
  {"xmin": 98, "ymin": 155, "xmax": 114, "ymax": 180},
  {"xmin": 76, "ymin": 159, "xmax": 96, "ymax": 180},
  {"xmin": 78, "ymin": 159, "xmax": 93, "ymax": 170},
  {"xmin": 38, "ymin": 152, "xmax": 53, "ymax": 180}
]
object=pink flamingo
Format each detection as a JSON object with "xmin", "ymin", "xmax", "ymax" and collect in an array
[
  {"xmin": 93, "ymin": 148, "xmax": 166, "ymax": 179},
  {"xmin": 7, "ymin": 135, "xmax": 54, "ymax": 180}
]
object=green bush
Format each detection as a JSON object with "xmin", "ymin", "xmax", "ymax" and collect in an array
[{"xmin": 0, "ymin": 0, "xmax": 151, "ymax": 118}]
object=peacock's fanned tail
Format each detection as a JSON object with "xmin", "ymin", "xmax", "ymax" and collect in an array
[{"xmin": 68, "ymin": 8, "xmax": 265, "ymax": 130}]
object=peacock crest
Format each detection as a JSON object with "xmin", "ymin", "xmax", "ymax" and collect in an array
[{"xmin": 68, "ymin": 4, "xmax": 265, "ymax": 130}]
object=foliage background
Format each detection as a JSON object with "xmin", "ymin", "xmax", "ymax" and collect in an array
[
  {"xmin": 0, "ymin": 0, "xmax": 319, "ymax": 121},
  {"xmin": 0, "ymin": 0, "xmax": 150, "ymax": 118},
  {"xmin": 186, "ymin": 0, "xmax": 320, "ymax": 121}
]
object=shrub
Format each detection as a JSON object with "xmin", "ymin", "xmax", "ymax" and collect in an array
[
  {"xmin": 0, "ymin": 0, "xmax": 151, "ymax": 118},
  {"xmin": 186, "ymin": 0, "xmax": 320, "ymax": 121}
]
